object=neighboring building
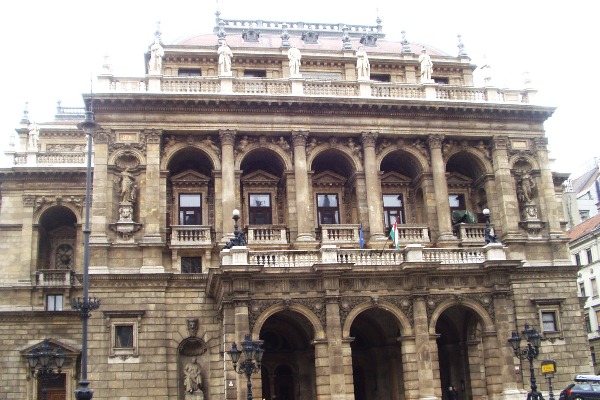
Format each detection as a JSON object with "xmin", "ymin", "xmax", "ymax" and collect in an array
[
  {"xmin": 563, "ymin": 160, "xmax": 600, "ymax": 229},
  {"xmin": 0, "ymin": 14, "xmax": 591, "ymax": 400},
  {"xmin": 569, "ymin": 214, "xmax": 600, "ymax": 373}
]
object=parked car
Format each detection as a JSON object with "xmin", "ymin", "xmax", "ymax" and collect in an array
[{"xmin": 559, "ymin": 375, "xmax": 600, "ymax": 400}]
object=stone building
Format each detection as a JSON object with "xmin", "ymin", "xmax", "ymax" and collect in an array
[{"xmin": 0, "ymin": 14, "xmax": 592, "ymax": 400}]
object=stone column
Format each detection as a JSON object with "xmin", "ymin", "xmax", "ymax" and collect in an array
[
  {"xmin": 361, "ymin": 132, "xmax": 386, "ymax": 244},
  {"xmin": 220, "ymin": 130, "xmax": 237, "ymax": 239},
  {"xmin": 428, "ymin": 135, "xmax": 455, "ymax": 244},
  {"xmin": 413, "ymin": 295, "xmax": 438, "ymax": 400},
  {"xmin": 534, "ymin": 137, "xmax": 563, "ymax": 236},
  {"xmin": 491, "ymin": 293, "xmax": 521, "ymax": 398},
  {"xmin": 292, "ymin": 131, "xmax": 317, "ymax": 247},
  {"xmin": 491, "ymin": 136, "xmax": 520, "ymax": 239}
]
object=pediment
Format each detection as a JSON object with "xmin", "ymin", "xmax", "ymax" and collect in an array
[
  {"xmin": 170, "ymin": 170, "xmax": 210, "ymax": 186},
  {"xmin": 380, "ymin": 171, "xmax": 412, "ymax": 186},
  {"xmin": 312, "ymin": 171, "xmax": 346, "ymax": 186},
  {"xmin": 241, "ymin": 170, "xmax": 280, "ymax": 186},
  {"xmin": 20, "ymin": 338, "xmax": 80, "ymax": 355},
  {"xmin": 446, "ymin": 172, "xmax": 473, "ymax": 187}
]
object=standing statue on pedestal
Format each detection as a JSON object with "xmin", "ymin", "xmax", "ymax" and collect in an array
[
  {"xmin": 419, "ymin": 48, "xmax": 433, "ymax": 82},
  {"xmin": 218, "ymin": 41, "xmax": 233, "ymax": 75},
  {"xmin": 288, "ymin": 45, "xmax": 302, "ymax": 77},
  {"xmin": 356, "ymin": 45, "xmax": 370, "ymax": 81},
  {"xmin": 148, "ymin": 37, "xmax": 164, "ymax": 74},
  {"xmin": 183, "ymin": 357, "xmax": 203, "ymax": 398},
  {"xmin": 28, "ymin": 123, "xmax": 39, "ymax": 150}
]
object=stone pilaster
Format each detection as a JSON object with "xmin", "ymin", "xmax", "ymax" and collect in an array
[
  {"xmin": 20, "ymin": 195, "xmax": 35, "ymax": 281},
  {"xmin": 325, "ymin": 297, "xmax": 348, "ymax": 400},
  {"xmin": 482, "ymin": 332, "xmax": 507, "ymax": 400},
  {"xmin": 142, "ymin": 130, "xmax": 162, "ymax": 241},
  {"xmin": 313, "ymin": 339, "xmax": 332, "ymax": 400},
  {"xmin": 89, "ymin": 131, "xmax": 110, "ymax": 269},
  {"xmin": 428, "ymin": 135, "xmax": 455, "ymax": 245},
  {"xmin": 401, "ymin": 336, "xmax": 419, "ymax": 400},
  {"xmin": 413, "ymin": 296, "xmax": 438, "ymax": 400},
  {"xmin": 220, "ymin": 130, "xmax": 237, "ymax": 240},
  {"xmin": 534, "ymin": 138, "xmax": 563, "ymax": 237},
  {"xmin": 491, "ymin": 136, "xmax": 520, "ymax": 239},
  {"xmin": 292, "ymin": 131, "xmax": 317, "ymax": 247},
  {"xmin": 491, "ymin": 293, "xmax": 521, "ymax": 399},
  {"xmin": 361, "ymin": 132, "xmax": 386, "ymax": 244},
  {"xmin": 234, "ymin": 300, "xmax": 251, "ymax": 400}
]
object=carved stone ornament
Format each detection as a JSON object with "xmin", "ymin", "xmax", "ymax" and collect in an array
[
  {"xmin": 428, "ymin": 134, "xmax": 444, "ymax": 150},
  {"xmin": 219, "ymin": 129, "xmax": 237, "ymax": 146},
  {"xmin": 361, "ymin": 132, "xmax": 377, "ymax": 149},
  {"xmin": 34, "ymin": 195, "xmax": 83, "ymax": 214},
  {"xmin": 23, "ymin": 195, "xmax": 36, "ymax": 208},
  {"xmin": 108, "ymin": 130, "xmax": 147, "ymax": 156},
  {"xmin": 291, "ymin": 131, "xmax": 308, "ymax": 148},
  {"xmin": 115, "ymin": 152, "xmax": 141, "ymax": 170},
  {"xmin": 186, "ymin": 318, "xmax": 199, "ymax": 337}
]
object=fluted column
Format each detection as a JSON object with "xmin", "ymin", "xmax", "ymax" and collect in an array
[
  {"xmin": 491, "ymin": 136, "xmax": 520, "ymax": 239},
  {"xmin": 220, "ymin": 129, "xmax": 237, "ymax": 239},
  {"xmin": 361, "ymin": 132, "xmax": 386, "ymax": 244},
  {"xmin": 428, "ymin": 135, "xmax": 455, "ymax": 243},
  {"xmin": 292, "ymin": 131, "xmax": 317, "ymax": 246}
]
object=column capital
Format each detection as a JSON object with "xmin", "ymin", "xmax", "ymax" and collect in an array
[
  {"xmin": 291, "ymin": 131, "xmax": 308, "ymax": 147},
  {"xmin": 143, "ymin": 128, "xmax": 162, "ymax": 144},
  {"xmin": 361, "ymin": 131, "xmax": 378, "ymax": 148},
  {"xmin": 492, "ymin": 135, "xmax": 509, "ymax": 151},
  {"xmin": 427, "ymin": 134, "xmax": 444, "ymax": 150},
  {"xmin": 533, "ymin": 137, "xmax": 548, "ymax": 151},
  {"xmin": 94, "ymin": 130, "xmax": 109, "ymax": 144},
  {"xmin": 219, "ymin": 129, "xmax": 237, "ymax": 146}
]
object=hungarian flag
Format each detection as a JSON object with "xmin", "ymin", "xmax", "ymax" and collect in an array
[{"xmin": 389, "ymin": 216, "xmax": 400, "ymax": 249}]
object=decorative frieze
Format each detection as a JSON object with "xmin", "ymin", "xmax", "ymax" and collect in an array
[{"xmin": 34, "ymin": 195, "xmax": 83, "ymax": 214}]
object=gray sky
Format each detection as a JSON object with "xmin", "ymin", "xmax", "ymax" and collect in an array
[{"xmin": 1, "ymin": 0, "xmax": 597, "ymax": 174}]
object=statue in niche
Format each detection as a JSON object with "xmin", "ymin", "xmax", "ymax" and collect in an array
[
  {"xmin": 419, "ymin": 48, "xmax": 433, "ymax": 82},
  {"xmin": 517, "ymin": 170, "xmax": 535, "ymax": 205},
  {"xmin": 183, "ymin": 357, "xmax": 203, "ymax": 395},
  {"xmin": 356, "ymin": 45, "xmax": 370, "ymax": 80},
  {"xmin": 118, "ymin": 168, "xmax": 137, "ymax": 203}
]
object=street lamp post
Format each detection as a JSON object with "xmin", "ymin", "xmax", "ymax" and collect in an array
[
  {"xmin": 70, "ymin": 106, "xmax": 101, "ymax": 400},
  {"xmin": 227, "ymin": 334, "xmax": 264, "ymax": 400},
  {"xmin": 223, "ymin": 208, "xmax": 247, "ymax": 249},
  {"xmin": 28, "ymin": 338, "xmax": 66, "ymax": 400},
  {"xmin": 482, "ymin": 208, "xmax": 497, "ymax": 244},
  {"xmin": 508, "ymin": 324, "xmax": 545, "ymax": 400}
]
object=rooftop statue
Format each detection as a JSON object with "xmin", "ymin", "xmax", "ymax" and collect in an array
[
  {"xmin": 288, "ymin": 45, "xmax": 302, "ymax": 77},
  {"xmin": 218, "ymin": 41, "xmax": 233, "ymax": 76},
  {"xmin": 148, "ymin": 37, "xmax": 164, "ymax": 74},
  {"xmin": 356, "ymin": 45, "xmax": 370, "ymax": 81},
  {"xmin": 419, "ymin": 48, "xmax": 433, "ymax": 83}
]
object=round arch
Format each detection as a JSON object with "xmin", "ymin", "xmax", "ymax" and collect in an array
[
  {"xmin": 378, "ymin": 145, "xmax": 430, "ymax": 174},
  {"xmin": 307, "ymin": 143, "xmax": 364, "ymax": 173},
  {"xmin": 161, "ymin": 142, "xmax": 221, "ymax": 171},
  {"xmin": 235, "ymin": 142, "xmax": 293, "ymax": 171},
  {"xmin": 34, "ymin": 204, "xmax": 80, "ymax": 225},
  {"xmin": 445, "ymin": 148, "xmax": 494, "ymax": 176},
  {"xmin": 428, "ymin": 297, "xmax": 495, "ymax": 334},
  {"xmin": 342, "ymin": 300, "xmax": 414, "ymax": 338},
  {"xmin": 509, "ymin": 154, "xmax": 540, "ymax": 171},
  {"xmin": 251, "ymin": 302, "xmax": 326, "ymax": 341},
  {"xmin": 107, "ymin": 148, "xmax": 146, "ymax": 168}
]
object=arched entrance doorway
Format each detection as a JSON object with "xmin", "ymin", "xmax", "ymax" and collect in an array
[
  {"xmin": 259, "ymin": 310, "xmax": 316, "ymax": 400},
  {"xmin": 350, "ymin": 308, "xmax": 404, "ymax": 400},
  {"xmin": 436, "ymin": 304, "xmax": 487, "ymax": 400}
]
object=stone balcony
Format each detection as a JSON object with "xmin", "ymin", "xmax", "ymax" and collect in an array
[
  {"xmin": 169, "ymin": 225, "xmax": 213, "ymax": 248},
  {"xmin": 455, "ymin": 223, "xmax": 494, "ymax": 246},
  {"xmin": 97, "ymin": 75, "xmax": 537, "ymax": 104},
  {"xmin": 245, "ymin": 225, "xmax": 288, "ymax": 246},
  {"xmin": 36, "ymin": 269, "xmax": 74, "ymax": 287}
]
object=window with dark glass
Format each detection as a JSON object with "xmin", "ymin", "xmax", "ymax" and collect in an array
[
  {"xmin": 179, "ymin": 194, "xmax": 201, "ymax": 225},
  {"xmin": 593, "ymin": 278, "xmax": 598, "ymax": 297},
  {"xmin": 46, "ymin": 294, "xmax": 64, "ymax": 311},
  {"xmin": 182, "ymin": 257, "xmax": 202, "ymax": 274},
  {"xmin": 317, "ymin": 194, "xmax": 340, "ymax": 225},
  {"xmin": 541, "ymin": 311, "xmax": 558, "ymax": 332},
  {"xmin": 244, "ymin": 69, "xmax": 267, "ymax": 77},
  {"xmin": 586, "ymin": 317, "xmax": 592, "ymax": 333},
  {"xmin": 370, "ymin": 74, "xmax": 391, "ymax": 82},
  {"xmin": 178, "ymin": 68, "xmax": 202, "ymax": 76},
  {"xmin": 580, "ymin": 282, "xmax": 587, "ymax": 297},
  {"xmin": 249, "ymin": 194, "xmax": 272, "ymax": 225},
  {"xmin": 433, "ymin": 77, "xmax": 449, "ymax": 84},
  {"xmin": 383, "ymin": 194, "xmax": 405, "ymax": 231},
  {"xmin": 587, "ymin": 248, "xmax": 594, "ymax": 264},
  {"xmin": 115, "ymin": 325, "xmax": 134, "ymax": 348},
  {"xmin": 592, "ymin": 346, "xmax": 597, "ymax": 365}
]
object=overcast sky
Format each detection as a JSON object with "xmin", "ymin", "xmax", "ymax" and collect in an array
[{"xmin": 1, "ymin": 0, "xmax": 597, "ymax": 175}]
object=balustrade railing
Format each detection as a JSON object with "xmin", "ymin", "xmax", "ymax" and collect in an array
[
  {"xmin": 423, "ymin": 248, "xmax": 485, "ymax": 264},
  {"xmin": 170, "ymin": 225, "xmax": 213, "ymax": 247},
  {"xmin": 456, "ymin": 223, "xmax": 492, "ymax": 245},
  {"xmin": 246, "ymin": 225, "xmax": 288, "ymax": 245},
  {"xmin": 395, "ymin": 225, "xmax": 431, "ymax": 244},
  {"xmin": 319, "ymin": 224, "xmax": 360, "ymax": 246},
  {"xmin": 337, "ymin": 249, "xmax": 404, "ymax": 265},
  {"xmin": 249, "ymin": 250, "xmax": 321, "ymax": 267},
  {"xmin": 36, "ymin": 269, "xmax": 73, "ymax": 287},
  {"xmin": 96, "ymin": 75, "xmax": 535, "ymax": 104}
]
